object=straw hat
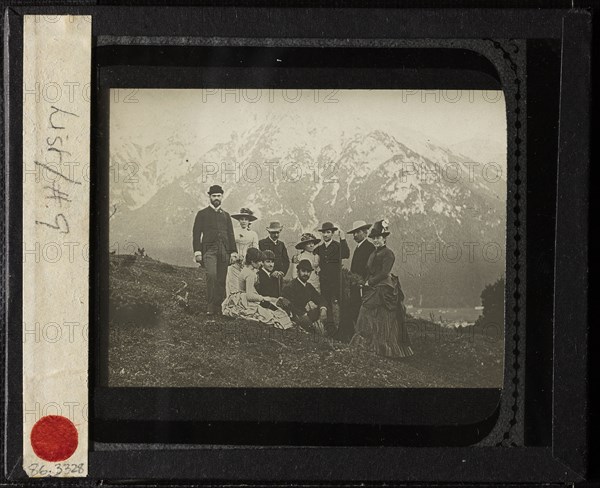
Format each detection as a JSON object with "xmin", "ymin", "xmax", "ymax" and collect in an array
[{"xmin": 347, "ymin": 220, "xmax": 371, "ymax": 234}]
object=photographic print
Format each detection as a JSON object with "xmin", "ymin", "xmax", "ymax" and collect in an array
[{"xmin": 107, "ymin": 88, "xmax": 506, "ymax": 388}]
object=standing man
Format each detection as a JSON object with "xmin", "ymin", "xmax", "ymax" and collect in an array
[
  {"xmin": 192, "ymin": 185, "xmax": 238, "ymax": 315},
  {"xmin": 259, "ymin": 221, "xmax": 290, "ymax": 281},
  {"xmin": 314, "ymin": 221, "xmax": 350, "ymax": 334},
  {"xmin": 339, "ymin": 220, "xmax": 375, "ymax": 342},
  {"xmin": 349, "ymin": 221, "xmax": 375, "ymax": 281}
]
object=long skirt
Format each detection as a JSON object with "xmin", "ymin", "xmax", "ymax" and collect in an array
[
  {"xmin": 350, "ymin": 280, "xmax": 413, "ymax": 358},
  {"xmin": 225, "ymin": 262, "xmax": 243, "ymax": 298},
  {"xmin": 221, "ymin": 292, "xmax": 293, "ymax": 330}
]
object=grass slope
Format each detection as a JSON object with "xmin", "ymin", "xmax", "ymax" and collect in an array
[{"xmin": 108, "ymin": 255, "xmax": 503, "ymax": 388}]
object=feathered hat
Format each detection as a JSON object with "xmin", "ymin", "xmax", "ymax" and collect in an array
[{"xmin": 368, "ymin": 219, "xmax": 390, "ymax": 238}]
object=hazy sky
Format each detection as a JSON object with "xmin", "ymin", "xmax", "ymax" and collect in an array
[{"xmin": 111, "ymin": 88, "xmax": 507, "ymax": 155}]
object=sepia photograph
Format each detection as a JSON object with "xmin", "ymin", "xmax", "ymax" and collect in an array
[{"xmin": 107, "ymin": 88, "xmax": 506, "ymax": 388}]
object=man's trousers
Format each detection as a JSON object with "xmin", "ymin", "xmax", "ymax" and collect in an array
[{"xmin": 203, "ymin": 245, "xmax": 228, "ymax": 314}]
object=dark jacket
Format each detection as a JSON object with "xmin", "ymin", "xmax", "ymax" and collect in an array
[
  {"xmin": 350, "ymin": 239, "xmax": 376, "ymax": 280},
  {"xmin": 258, "ymin": 238, "xmax": 290, "ymax": 275},
  {"xmin": 313, "ymin": 238, "xmax": 350, "ymax": 300},
  {"xmin": 365, "ymin": 245, "xmax": 395, "ymax": 287},
  {"xmin": 192, "ymin": 206, "xmax": 237, "ymax": 257},
  {"xmin": 361, "ymin": 246, "xmax": 404, "ymax": 311},
  {"xmin": 256, "ymin": 268, "xmax": 280, "ymax": 298},
  {"xmin": 281, "ymin": 278, "xmax": 325, "ymax": 318}
]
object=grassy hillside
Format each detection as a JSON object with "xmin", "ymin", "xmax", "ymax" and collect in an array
[{"xmin": 108, "ymin": 255, "xmax": 503, "ymax": 388}]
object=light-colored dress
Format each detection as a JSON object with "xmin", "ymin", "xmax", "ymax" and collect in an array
[
  {"xmin": 222, "ymin": 266, "xmax": 293, "ymax": 330},
  {"xmin": 291, "ymin": 250, "xmax": 320, "ymax": 293},
  {"xmin": 225, "ymin": 228, "xmax": 259, "ymax": 297}
]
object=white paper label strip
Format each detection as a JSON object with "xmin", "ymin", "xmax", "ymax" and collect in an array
[{"xmin": 22, "ymin": 15, "xmax": 91, "ymax": 477}]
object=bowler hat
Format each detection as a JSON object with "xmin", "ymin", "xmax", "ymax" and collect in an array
[
  {"xmin": 317, "ymin": 221, "xmax": 338, "ymax": 233},
  {"xmin": 297, "ymin": 259, "xmax": 314, "ymax": 272},
  {"xmin": 369, "ymin": 219, "xmax": 390, "ymax": 238},
  {"xmin": 347, "ymin": 220, "xmax": 372, "ymax": 234},
  {"xmin": 266, "ymin": 221, "xmax": 283, "ymax": 232},
  {"xmin": 231, "ymin": 207, "xmax": 257, "ymax": 222},
  {"xmin": 207, "ymin": 184, "xmax": 224, "ymax": 195},
  {"xmin": 295, "ymin": 233, "xmax": 321, "ymax": 250}
]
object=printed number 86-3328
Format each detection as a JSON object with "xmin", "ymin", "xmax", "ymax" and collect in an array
[{"xmin": 26, "ymin": 463, "xmax": 85, "ymax": 477}]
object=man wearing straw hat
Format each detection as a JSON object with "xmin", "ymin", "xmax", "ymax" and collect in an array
[
  {"xmin": 337, "ymin": 220, "xmax": 376, "ymax": 342},
  {"xmin": 258, "ymin": 221, "xmax": 290, "ymax": 280},
  {"xmin": 192, "ymin": 185, "xmax": 238, "ymax": 315}
]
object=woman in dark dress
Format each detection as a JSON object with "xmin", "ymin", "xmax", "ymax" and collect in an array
[{"xmin": 350, "ymin": 220, "xmax": 414, "ymax": 358}]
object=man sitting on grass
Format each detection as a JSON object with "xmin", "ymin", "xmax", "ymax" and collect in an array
[
  {"xmin": 256, "ymin": 250, "xmax": 280, "ymax": 298},
  {"xmin": 281, "ymin": 259, "xmax": 328, "ymax": 334}
]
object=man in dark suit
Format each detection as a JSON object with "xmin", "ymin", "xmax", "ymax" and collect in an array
[
  {"xmin": 313, "ymin": 222, "xmax": 350, "ymax": 334},
  {"xmin": 338, "ymin": 220, "xmax": 375, "ymax": 341},
  {"xmin": 281, "ymin": 260, "xmax": 327, "ymax": 332},
  {"xmin": 258, "ymin": 221, "xmax": 290, "ymax": 278},
  {"xmin": 256, "ymin": 250, "xmax": 280, "ymax": 298},
  {"xmin": 349, "ymin": 220, "xmax": 375, "ymax": 281},
  {"xmin": 192, "ymin": 185, "xmax": 238, "ymax": 315}
]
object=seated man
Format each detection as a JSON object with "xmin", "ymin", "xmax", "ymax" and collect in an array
[
  {"xmin": 256, "ymin": 250, "xmax": 280, "ymax": 298},
  {"xmin": 281, "ymin": 259, "xmax": 328, "ymax": 333}
]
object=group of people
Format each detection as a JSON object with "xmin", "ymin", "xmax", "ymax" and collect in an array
[{"xmin": 192, "ymin": 185, "xmax": 413, "ymax": 359}]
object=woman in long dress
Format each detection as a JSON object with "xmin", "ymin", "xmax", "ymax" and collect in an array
[
  {"xmin": 225, "ymin": 208, "xmax": 259, "ymax": 297},
  {"xmin": 350, "ymin": 220, "xmax": 414, "ymax": 358},
  {"xmin": 291, "ymin": 233, "xmax": 321, "ymax": 293},
  {"xmin": 222, "ymin": 248, "xmax": 293, "ymax": 330}
]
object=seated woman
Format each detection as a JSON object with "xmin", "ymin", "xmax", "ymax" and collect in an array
[
  {"xmin": 222, "ymin": 247, "xmax": 293, "ymax": 330},
  {"xmin": 350, "ymin": 220, "xmax": 414, "ymax": 358}
]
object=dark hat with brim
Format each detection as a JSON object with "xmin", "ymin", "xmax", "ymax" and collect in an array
[
  {"xmin": 295, "ymin": 233, "xmax": 321, "ymax": 250},
  {"xmin": 317, "ymin": 221, "xmax": 338, "ymax": 233},
  {"xmin": 231, "ymin": 208, "xmax": 257, "ymax": 221},
  {"xmin": 207, "ymin": 184, "xmax": 224, "ymax": 195},
  {"xmin": 369, "ymin": 219, "xmax": 391, "ymax": 238},
  {"xmin": 297, "ymin": 259, "xmax": 314, "ymax": 272}
]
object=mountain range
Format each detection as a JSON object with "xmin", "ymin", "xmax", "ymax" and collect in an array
[{"xmin": 109, "ymin": 113, "xmax": 506, "ymax": 307}]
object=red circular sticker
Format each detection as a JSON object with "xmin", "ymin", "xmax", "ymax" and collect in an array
[{"xmin": 30, "ymin": 415, "xmax": 78, "ymax": 462}]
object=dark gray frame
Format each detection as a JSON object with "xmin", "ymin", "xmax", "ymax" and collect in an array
[{"xmin": 2, "ymin": 5, "xmax": 590, "ymax": 483}]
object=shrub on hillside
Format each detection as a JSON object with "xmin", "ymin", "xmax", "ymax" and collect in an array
[{"xmin": 474, "ymin": 277, "xmax": 504, "ymax": 339}]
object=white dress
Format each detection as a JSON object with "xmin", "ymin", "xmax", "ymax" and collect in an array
[
  {"xmin": 222, "ymin": 267, "xmax": 293, "ymax": 329},
  {"xmin": 226, "ymin": 227, "xmax": 259, "ymax": 297}
]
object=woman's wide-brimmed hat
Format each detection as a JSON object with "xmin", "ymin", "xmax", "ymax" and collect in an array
[
  {"xmin": 347, "ymin": 220, "xmax": 372, "ymax": 234},
  {"xmin": 317, "ymin": 221, "xmax": 338, "ymax": 233},
  {"xmin": 295, "ymin": 233, "xmax": 321, "ymax": 250},
  {"xmin": 207, "ymin": 184, "xmax": 224, "ymax": 195},
  {"xmin": 231, "ymin": 207, "xmax": 257, "ymax": 222},
  {"xmin": 266, "ymin": 221, "xmax": 283, "ymax": 232},
  {"xmin": 369, "ymin": 219, "xmax": 390, "ymax": 238}
]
